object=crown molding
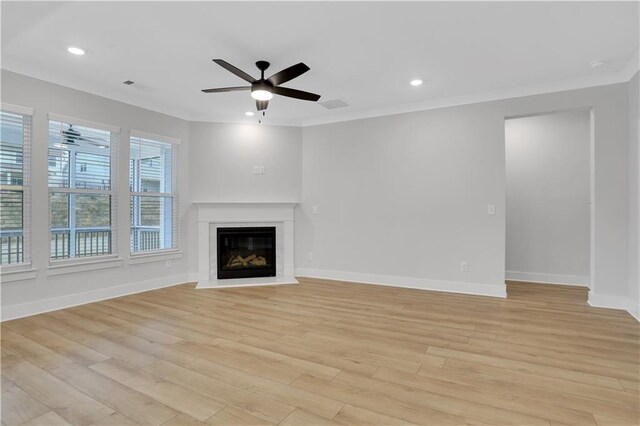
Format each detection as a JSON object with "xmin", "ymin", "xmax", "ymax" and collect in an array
[
  {"xmin": 620, "ymin": 49, "xmax": 640, "ymax": 82},
  {"xmin": 302, "ymin": 63, "xmax": 638, "ymax": 127}
]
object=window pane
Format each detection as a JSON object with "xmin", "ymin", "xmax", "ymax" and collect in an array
[
  {"xmin": 75, "ymin": 152, "xmax": 110, "ymax": 190},
  {"xmin": 50, "ymin": 192, "xmax": 112, "ymax": 259},
  {"xmin": 0, "ymin": 190, "xmax": 23, "ymax": 265},
  {"xmin": 130, "ymin": 195, "xmax": 173, "ymax": 252},
  {"xmin": 1, "ymin": 111, "xmax": 26, "ymax": 265},
  {"xmin": 49, "ymin": 121, "xmax": 111, "ymax": 189},
  {"xmin": 0, "ymin": 122, "xmax": 23, "ymax": 186},
  {"xmin": 130, "ymin": 137, "xmax": 172, "ymax": 193}
]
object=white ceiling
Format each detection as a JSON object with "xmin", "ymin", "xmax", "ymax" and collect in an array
[{"xmin": 2, "ymin": 1, "xmax": 638, "ymax": 126}]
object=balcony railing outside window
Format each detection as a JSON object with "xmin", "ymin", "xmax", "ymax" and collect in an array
[
  {"xmin": 0, "ymin": 230, "xmax": 23, "ymax": 264},
  {"xmin": 50, "ymin": 227, "xmax": 111, "ymax": 259},
  {"xmin": 130, "ymin": 226, "xmax": 161, "ymax": 252}
]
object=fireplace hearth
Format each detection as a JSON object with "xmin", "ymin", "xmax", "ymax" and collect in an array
[{"xmin": 217, "ymin": 227, "xmax": 276, "ymax": 279}]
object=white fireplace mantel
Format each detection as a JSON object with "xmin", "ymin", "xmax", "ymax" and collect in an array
[{"xmin": 194, "ymin": 202, "xmax": 298, "ymax": 289}]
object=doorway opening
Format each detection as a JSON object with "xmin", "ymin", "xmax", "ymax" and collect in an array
[{"xmin": 504, "ymin": 109, "xmax": 593, "ymax": 289}]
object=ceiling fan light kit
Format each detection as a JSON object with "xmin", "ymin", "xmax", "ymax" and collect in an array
[{"xmin": 202, "ymin": 59, "xmax": 321, "ymax": 113}]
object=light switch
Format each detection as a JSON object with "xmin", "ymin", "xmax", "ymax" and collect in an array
[
  {"xmin": 312, "ymin": 205, "xmax": 318, "ymax": 215},
  {"xmin": 487, "ymin": 204, "xmax": 496, "ymax": 215}
]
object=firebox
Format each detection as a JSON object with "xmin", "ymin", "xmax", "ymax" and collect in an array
[{"xmin": 217, "ymin": 227, "xmax": 276, "ymax": 279}]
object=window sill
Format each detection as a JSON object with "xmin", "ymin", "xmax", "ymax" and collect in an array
[
  {"xmin": 47, "ymin": 256, "xmax": 123, "ymax": 276},
  {"xmin": 1, "ymin": 265, "xmax": 37, "ymax": 283},
  {"xmin": 129, "ymin": 250, "xmax": 183, "ymax": 265}
]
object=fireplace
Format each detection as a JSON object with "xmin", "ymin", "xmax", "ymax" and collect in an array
[{"xmin": 217, "ymin": 226, "xmax": 276, "ymax": 279}]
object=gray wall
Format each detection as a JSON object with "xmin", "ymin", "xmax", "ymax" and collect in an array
[
  {"xmin": 505, "ymin": 111, "xmax": 590, "ymax": 285},
  {"xmin": 298, "ymin": 105, "xmax": 506, "ymax": 291},
  {"xmin": 188, "ymin": 121, "xmax": 302, "ymax": 203},
  {"xmin": 628, "ymin": 71, "xmax": 639, "ymax": 316},
  {"xmin": 1, "ymin": 70, "xmax": 192, "ymax": 310},
  {"xmin": 297, "ymin": 83, "xmax": 630, "ymax": 299}
]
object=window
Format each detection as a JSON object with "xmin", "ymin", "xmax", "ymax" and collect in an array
[
  {"xmin": 48, "ymin": 116, "xmax": 118, "ymax": 261},
  {"xmin": 0, "ymin": 107, "xmax": 32, "ymax": 266},
  {"xmin": 129, "ymin": 132, "xmax": 178, "ymax": 254}
]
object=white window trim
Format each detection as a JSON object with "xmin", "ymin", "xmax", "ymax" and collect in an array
[
  {"xmin": 47, "ymin": 255, "xmax": 123, "ymax": 276},
  {"xmin": 0, "ymin": 265, "xmax": 37, "ymax": 283},
  {"xmin": 1, "ymin": 103, "xmax": 34, "ymax": 116},
  {"xmin": 0, "ymin": 104, "xmax": 33, "ymax": 272},
  {"xmin": 129, "ymin": 131, "xmax": 180, "ymax": 256},
  {"xmin": 129, "ymin": 249, "xmax": 183, "ymax": 264},
  {"xmin": 47, "ymin": 115, "xmax": 120, "ymax": 266},
  {"xmin": 48, "ymin": 113, "xmax": 120, "ymax": 134},
  {"xmin": 130, "ymin": 130, "xmax": 181, "ymax": 145}
]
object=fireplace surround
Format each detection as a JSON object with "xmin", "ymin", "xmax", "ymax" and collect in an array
[{"xmin": 194, "ymin": 202, "xmax": 298, "ymax": 288}]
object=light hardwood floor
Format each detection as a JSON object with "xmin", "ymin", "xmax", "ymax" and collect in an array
[{"xmin": 1, "ymin": 279, "xmax": 638, "ymax": 425}]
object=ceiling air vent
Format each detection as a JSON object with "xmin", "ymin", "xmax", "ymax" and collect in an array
[{"xmin": 319, "ymin": 98, "xmax": 349, "ymax": 110}]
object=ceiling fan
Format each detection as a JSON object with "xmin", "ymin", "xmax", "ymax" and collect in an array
[
  {"xmin": 60, "ymin": 125, "xmax": 108, "ymax": 148},
  {"xmin": 201, "ymin": 59, "xmax": 321, "ymax": 113}
]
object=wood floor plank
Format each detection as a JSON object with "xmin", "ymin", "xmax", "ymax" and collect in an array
[
  {"xmin": 1, "ymin": 279, "xmax": 637, "ymax": 426},
  {"xmin": 0, "ymin": 376, "xmax": 50, "ymax": 425},
  {"xmin": 141, "ymin": 359, "xmax": 296, "ymax": 423},
  {"xmin": 50, "ymin": 362, "xmax": 178, "ymax": 425},
  {"xmin": 1, "ymin": 361, "xmax": 114, "ymax": 424},
  {"xmin": 20, "ymin": 411, "xmax": 71, "ymax": 426},
  {"xmin": 89, "ymin": 359, "xmax": 223, "ymax": 422},
  {"xmin": 332, "ymin": 404, "xmax": 418, "ymax": 425},
  {"xmin": 204, "ymin": 406, "xmax": 274, "ymax": 425},
  {"xmin": 279, "ymin": 408, "xmax": 339, "ymax": 425},
  {"xmin": 373, "ymin": 366, "xmax": 596, "ymax": 424}
]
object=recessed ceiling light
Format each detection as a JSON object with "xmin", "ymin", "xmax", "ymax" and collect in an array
[
  {"xmin": 410, "ymin": 79, "xmax": 423, "ymax": 87},
  {"xmin": 67, "ymin": 47, "xmax": 85, "ymax": 56},
  {"xmin": 245, "ymin": 111, "xmax": 255, "ymax": 116},
  {"xmin": 590, "ymin": 59, "xmax": 606, "ymax": 68}
]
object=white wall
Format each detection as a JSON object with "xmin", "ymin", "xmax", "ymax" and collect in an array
[
  {"xmin": 297, "ymin": 83, "xmax": 630, "ymax": 301},
  {"xmin": 628, "ymin": 71, "xmax": 639, "ymax": 320},
  {"xmin": 188, "ymin": 121, "xmax": 302, "ymax": 203},
  {"xmin": 297, "ymin": 106, "xmax": 507, "ymax": 296},
  {"xmin": 0, "ymin": 70, "xmax": 192, "ymax": 319},
  {"xmin": 505, "ymin": 111, "xmax": 590, "ymax": 285}
]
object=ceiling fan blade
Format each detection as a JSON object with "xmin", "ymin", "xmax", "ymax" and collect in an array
[
  {"xmin": 272, "ymin": 86, "xmax": 321, "ymax": 102},
  {"xmin": 201, "ymin": 86, "xmax": 251, "ymax": 93},
  {"xmin": 212, "ymin": 59, "xmax": 256, "ymax": 83},
  {"xmin": 256, "ymin": 100, "xmax": 269, "ymax": 111},
  {"xmin": 267, "ymin": 62, "xmax": 310, "ymax": 86}
]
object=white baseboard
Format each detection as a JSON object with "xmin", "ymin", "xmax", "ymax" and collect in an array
[
  {"xmin": 588, "ymin": 291, "xmax": 640, "ymax": 322},
  {"xmin": 506, "ymin": 271, "xmax": 589, "ymax": 287},
  {"xmin": 1, "ymin": 273, "xmax": 192, "ymax": 321},
  {"xmin": 295, "ymin": 268, "xmax": 506, "ymax": 298}
]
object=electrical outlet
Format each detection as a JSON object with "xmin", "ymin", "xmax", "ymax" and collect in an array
[
  {"xmin": 252, "ymin": 165, "xmax": 265, "ymax": 175},
  {"xmin": 165, "ymin": 260, "xmax": 172, "ymax": 268},
  {"xmin": 307, "ymin": 252, "xmax": 313, "ymax": 261},
  {"xmin": 460, "ymin": 261, "xmax": 469, "ymax": 272},
  {"xmin": 487, "ymin": 204, "xmax": 496, "ymax": 215},
  {"xmin": 312, "ymin": 205, "xmax": 318, "ymax": 215}
]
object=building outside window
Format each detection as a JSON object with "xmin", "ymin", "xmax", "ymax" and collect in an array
[{"xmin": 129, "ymin": 132, "xmax": 178, "ymax": 254}]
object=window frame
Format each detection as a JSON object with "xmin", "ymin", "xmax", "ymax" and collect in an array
[
  {"xmin": 47, "ymin": 113, "xmax": 120, "ymax": 266},
  {"xmin": 0, "ymin": 103, "xmax": 34, "ymax": 276},
  {"xmin": 129, "ymin": 130, "xmax": 180, "ymax": 257}
]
